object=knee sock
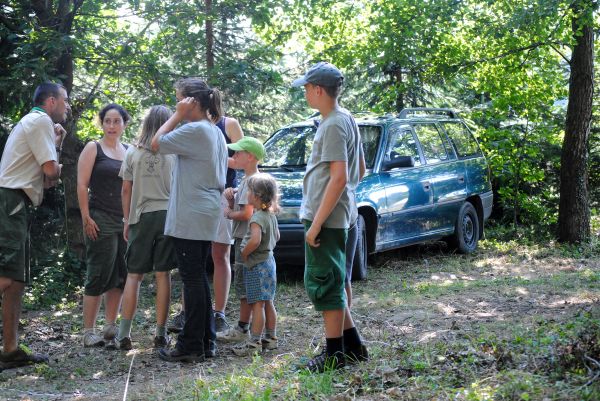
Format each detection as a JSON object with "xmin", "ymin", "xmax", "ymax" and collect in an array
[
  {"xmin": 118, "ymin": 319, "xmax": 132, "ymax": 340},
  {"xmin": 343, "ymin": 327, "xmax": 362, "ymax": 351},
  {"xmin": 265, "ymin": 328, "xmax": 277, "ymax": 339},
  {"xmin": 250, "ymin": 333, "xmax": 261, "ymax": 343},
  {"xmin": 325, "ymin": 337, "xmax": 344, "ymax": 357}
]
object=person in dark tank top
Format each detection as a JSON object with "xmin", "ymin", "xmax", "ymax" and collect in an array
[{"xmin": 77, "ymin": 103, "xmax": 130, "ymax": 349}]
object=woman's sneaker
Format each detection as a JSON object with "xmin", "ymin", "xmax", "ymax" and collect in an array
[
  {"xmin": 232, "ymin": 340, "xmax": 262, "ymax": 356},
  {"xmin": 261, "ymin": 336, "xmax": 278, "ymax": 351},
  {"xmin": 82, "ymin": 330, "xmax": 105, "ymax": 347},
  {"xmin": 217, "ymin": 326, "xmax": 249, "ymax": 343}
]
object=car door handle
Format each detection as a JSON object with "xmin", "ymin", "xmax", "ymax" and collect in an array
[
  {"xmin": 458, "ymin": 175, "xmax": 465, "ymax": 183},
  {"xmin": 422, "ymin": 181, "xmax": 431, "ymax": 191}
]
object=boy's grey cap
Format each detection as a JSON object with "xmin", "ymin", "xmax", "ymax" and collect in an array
[{"xmin": 291, "ymin": 62, "xmax": 344, "ymax": 87}]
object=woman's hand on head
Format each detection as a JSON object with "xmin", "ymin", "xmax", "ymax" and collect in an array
[{"xmin": 175, "ymin": 97, "xmax": 196, "ymax": 117}]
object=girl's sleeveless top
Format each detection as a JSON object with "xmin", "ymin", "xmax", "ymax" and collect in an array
[{"xmin": 89, "ymin": 141, "xmax": 128, "ymax": 216}]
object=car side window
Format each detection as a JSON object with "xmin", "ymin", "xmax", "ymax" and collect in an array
[
  {"xmin": 441, "ymin": 122, "xmax": 483, "ymax": 158},
  {"xmin": 386, "ymin": 125, "xmax": 421, "ymax": 167},
  {"xmin": 413, "ymin": 123, "xmax": 449, "ymax": 164}
]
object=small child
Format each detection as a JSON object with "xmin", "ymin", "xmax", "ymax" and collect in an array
[
  {"xmin": 218, "ymin": 137, "xmax": 265, "ymax": 343},
  {"xmin": 232, "ymin": 173, "xmax": 280, "ymax": 356}
]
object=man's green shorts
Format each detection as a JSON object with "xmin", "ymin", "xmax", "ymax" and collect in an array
[
  {"xmin": 125, "ymin": 210, "xmax": 176, "ymax": 274},
  {"xmin": 0, "ymin": 188, "xmax": 31, "ymax": 283},
  {"xmin": 84, "ymin": 208, "xmax": 127, "ymax": 296},
  {"xmin": 303, "ymin": 221, "xmax": 347, "ymax": 311},
  {"xmin": 233, "ymin": 238, "xmax": 246, "ymax": 299}
]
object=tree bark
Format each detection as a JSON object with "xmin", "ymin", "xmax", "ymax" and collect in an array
[
  {"xmin": 205, "ymin": 0, "xmax": 215, "ymax": 74},
  {"xmin": 558, "ymin": 0, "xmax": 594, "ymax": 243}
]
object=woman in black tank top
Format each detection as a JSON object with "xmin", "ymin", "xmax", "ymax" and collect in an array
[{"xmin": 77, "ymin": 103, "xmax": 130, "ymax": 349}]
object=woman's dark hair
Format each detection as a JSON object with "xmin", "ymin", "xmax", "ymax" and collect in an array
[
  {"xmin": 33, "ymin": 82, "xmax": 65, "ymax": 106},
  {"xmin": 174, "ymin": 78, "xmax": 223, "ymax": 123},
  {"xmin": 98, "ymin": 103, "xmax": 131, "ymax": 125},
  {"xmin": 136, "ymin": 105, "xmax": 172, "ymax": 149}
]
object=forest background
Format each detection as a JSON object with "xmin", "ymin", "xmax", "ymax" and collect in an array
[{"xmin": 0, "ymin": 0, "xmax": 598, "ymax": 307}]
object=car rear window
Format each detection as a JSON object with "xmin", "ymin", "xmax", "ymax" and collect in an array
[
  {"xmin": 441, "ymin": 122, "xmax": 483, "ymax": 158},
  {"xmin": 262, "ymin": 123, "xmax": 381, "ymax": 169}
]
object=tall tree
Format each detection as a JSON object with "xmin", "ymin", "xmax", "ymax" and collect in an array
[{"xmin": 558, "ymin": 0, "xmax": 595, "ymax": 242}]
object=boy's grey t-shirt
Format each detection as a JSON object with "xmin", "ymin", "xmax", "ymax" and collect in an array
[
  {"xmin": 158, "ymin": 120, "xmax": 228, "ymax": 241},
  {"xmin": 301, "ymin": 107, "xmax": 363, "ymax": 229},
  {"xmin": 240, "ymin": 210, "xmax": 279, "ymax": 268},
  {"xmin": 232, "ymin": 176, "xmax": 250, "ymax": 239}
]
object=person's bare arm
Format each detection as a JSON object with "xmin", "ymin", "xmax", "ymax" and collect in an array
[
  {"xmin": 77, "ymin": 142, "xmax": 99, "ymax": 240},
  {"xmin": 151, "ymin": 98, "xmax": 194, "ymax": 152},
  {"xmin": 305, "ymin": 160, "xmax": 347, "ymax": 247},
  {"xmin": 121, "ymin": 180, "xmax": 133, "ymax": 241}
]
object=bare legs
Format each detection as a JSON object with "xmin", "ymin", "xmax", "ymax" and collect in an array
[
  {"xmin": 211, "ymin": 242, "xmax": 231, "ymax": 314},
  {"xmin": 83, "ymin": 288, "xmax": 123, "ymax": 330},
  {"xmin": 0, "ymin": 277, "xmax": 25, "ymax": 353}
]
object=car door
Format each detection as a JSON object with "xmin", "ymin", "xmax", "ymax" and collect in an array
[
  {"xmin": 378, "ymin": 123, "xmax": 434, "ymax": 247},
  {"xmin": 412, "ymin": 123, "xmax": 467, "ymax": 234}
]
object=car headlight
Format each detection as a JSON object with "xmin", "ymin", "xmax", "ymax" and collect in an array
[{"xmin": 277, "ymin": 206, "xmax": 300, "ymax": 223}]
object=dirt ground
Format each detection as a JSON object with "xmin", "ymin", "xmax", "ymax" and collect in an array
[{"xmin": 0, "ymin": 241, "xmax": 598, "ymax": 400}]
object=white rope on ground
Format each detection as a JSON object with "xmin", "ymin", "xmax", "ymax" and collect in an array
[{"xmin": 122, "ymin": 352, "xmax": 136, "ymax": 401}]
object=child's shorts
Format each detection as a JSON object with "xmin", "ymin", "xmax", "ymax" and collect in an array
[
  {"xmin": 303, "ymin": 221, "xmax": 347, "ymax": 311},
  {"xmin": 244, "ymin": 255, "xmax": 276, "ymax": 304}
]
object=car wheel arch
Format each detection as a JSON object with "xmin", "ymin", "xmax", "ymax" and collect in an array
[{"xmin": 358, "ymin": 206, "xmax": 377, "ymax": 255}]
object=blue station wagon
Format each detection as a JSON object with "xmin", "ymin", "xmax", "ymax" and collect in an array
[{"xmin": 260, "ymin": 108, "xmax": 493, "ymax": 279}]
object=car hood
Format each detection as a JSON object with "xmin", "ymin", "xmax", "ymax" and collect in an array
[{"xmin": 266, "ymin": 170, "xmax": 304, "ymax": 207}]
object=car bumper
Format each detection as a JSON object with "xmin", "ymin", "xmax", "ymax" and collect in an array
[{"xmin": 273, "ymin": 223, "xmax": 305, "ymax": 265}]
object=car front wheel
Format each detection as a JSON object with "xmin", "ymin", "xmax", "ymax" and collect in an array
[
  {"xmin": 351, "ymin": 214, "xmax": 368, "ymax": 281},
  {"xmin": 450, "ymin": 202, "xmax": 480, "ymax": 254}
]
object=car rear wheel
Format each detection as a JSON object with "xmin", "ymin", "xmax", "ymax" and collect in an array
[
  {"xmin": 351, "ymin": 214, "xmax": 368, "ymax": 281},
  {"xmin": 449, "ymin": 202, "xmax": 480, "ymax": 254}
]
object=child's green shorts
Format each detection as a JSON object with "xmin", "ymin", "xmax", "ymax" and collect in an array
[
  {"xmin": 125, "ymin": 210, "xmax": 176, "ymax": 274},
  {"xmin": 303, "ymin": 221, "xmax": 347, "ymax": 311}
]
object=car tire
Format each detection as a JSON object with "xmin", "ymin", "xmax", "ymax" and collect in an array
[
  {"xmin": 449, "ymin": 202, "xmax": 480, "ymax": 254},
  {"xmin": 351, "ymin": 214, "xmax": 368, "ymax": 281}
]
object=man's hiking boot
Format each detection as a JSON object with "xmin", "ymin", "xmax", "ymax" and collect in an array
[
  {"xmin": 158, "ymin": 347, "xmax": 204, "ymax": 363},
  {"xmin": 103, "ymin": 323, "xmax": 118, "ymax": 350},
  {"xmin": 167, "ymin": 311, "xmax": 185, "ymax": 333},
  {"xmin": 82, "ymin": 330, "xmax": 105, "ymax": 347},
  {"xmin": 214, "ymin": 312, "xmax": 230, "ymax": 334},
  {"xmin": 0, "ymin": 346, "xmax": 48, "ymax": 370}
]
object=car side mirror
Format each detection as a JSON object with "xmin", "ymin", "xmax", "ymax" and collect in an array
[{"xmin": 382, "ymin": 155, "xmax": 415, "ymax": 170}]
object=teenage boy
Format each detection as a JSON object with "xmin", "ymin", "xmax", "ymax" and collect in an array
[
  {"xmin": 0, "ymin": 82, "xmax": 69, "ymax": 369},
  {"xmin": 218, "ymin": 136, "xmax": 265, "ymax": 343},
  {"xmin": 292, "ymin": 62, "xmax": 368, "ymax": 372}
]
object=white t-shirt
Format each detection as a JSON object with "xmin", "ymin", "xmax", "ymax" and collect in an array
[{"xmin": 0, "ymin": 110, "xmax": 57, "ymax": 206}]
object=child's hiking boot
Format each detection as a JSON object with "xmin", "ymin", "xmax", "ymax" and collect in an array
[
  {"xmin": 232, "ymin": 340, "xmax": 262, "ymax": 356},
  {"xmin": 82, "ymin": 330, "xmax": 105, "ymax": 347},
  {"xmin": 306, "ymin": 349, "xmax": 346, "ymax": 373},
  {"xmin": 217, "ymin": 326, "xmax": 249, "ymax": 343},
  {"xmin": 0, "ymin": 346, "xmax": 48, "ymax": 370},
  {"xmin": 167, "ymin": 311, "xmax": 185, "ymax": 333},
  {"xmin": 117, "ymin": 337, "xmax": 133, "ymax": 351},
  {"xmin": 345, "ymin": 344, "xmax": 369, "ymax": 364},
  {"xmin": 153, "ymin": 335, "xmax": 170, "ymax": 349},
  {"xmin": 261, "ymin": 336, "xmax": 278, "ymax": 351}
]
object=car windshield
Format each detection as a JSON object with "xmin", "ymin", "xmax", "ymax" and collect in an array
[{"xmin": 262, "ymin": 124, "xmax": 381, "ymax": 168}]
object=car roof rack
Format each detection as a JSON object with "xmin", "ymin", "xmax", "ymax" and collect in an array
[{"xmin": 398, "ymin": 108, "xmax": 458, "ymax": 119}]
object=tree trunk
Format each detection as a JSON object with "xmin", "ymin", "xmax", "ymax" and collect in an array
[
  {"xmin": 558, "ymin": 0, "xmax": 594, "ymax": 243},
  {"xmin": 205, "ymin": 0, "xmax": 215, "ymax": 74}
]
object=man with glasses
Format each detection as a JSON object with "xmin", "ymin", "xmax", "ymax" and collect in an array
[{"xmin": 0, "ymin": 82, "xmax": 69, "ymax": 370}]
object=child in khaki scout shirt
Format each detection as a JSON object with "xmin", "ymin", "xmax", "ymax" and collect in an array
[{"xmin": 292, "ymin": 62, "xmax": 368, "ymax": 372}]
